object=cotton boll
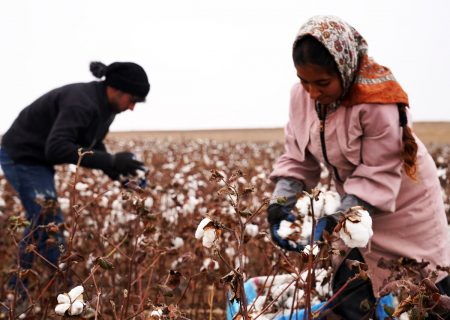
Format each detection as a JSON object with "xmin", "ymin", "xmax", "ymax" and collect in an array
[
  {"xmin": 99, "ymin": 196, "xmax": 109, "ymax": 208},
  {"xmin": 225, "ymin": 247, "xmax": 236, "ymax": 258},
  {"xmin": 171, "ymin": 237, "xmax": 184, "ymax": 249},
  {"xmin": 176, "ymin": 193, "xmax": 185, "ymax": 203},
  {"xmin": 245, "ymin": 223, "xmax": 259, "ymax": 237},
  {"xmin": 320, "ymin": 166, "xmax": 330, "ymax": 179},
  {"xmin": 202, "ymin": 258, "xmax": 219, "ymax": 270},
  {"xmin": 314, "ymin": 269, "xmax": 331, "ymax": 296},
  {"xmin": 312, "ymin": 193, "xmax": 325, "ymax": 218},
  {"xmin": 252, "ymin": 295, "xmax": 267, "ymax": 311},
  {"xmin": 296, "ymin": 196, "xmax": 310, "ymax": 216},
  {"xmin": 358, "ymin": 210, "xmax": 373, "ymax": 230},
  {"xmin": 215, "ymin": 160, "xmax": 225, "ymax": 168},
  {"xmin": 237, "ymin": 177, "xmax": 247, "ymax": 184},
  {"xmin": 57, "ymin": 294, "xmax": 70, "ymax": 305},
  {"xmin": 300, "ymin": 217, "xmax": 313, "ymax": 240},
  {"xmin": 302, "ymin": 244, "xmax": 319, "ymax": 256},
  {"xmin": 195, "ymin": 217, "xmax": 212, "ymax": 239},
  {"xmin": 58, "ymin": 198, "xmax": 70, "ymax": 211},
  {"xmin": 55, "ymin": 302, "xmax": 70, "ymax": 315},
  {"xmin": 339, "ymin": 210, "xmax": 373, "ymax": 248},
  {"xmin": 162, "ymin": 208, "xmax": 178, "ymax": 224},
  {"xmin": 183, "ymin": 196, "xmax": 198, "ymax": 214},
  {"xmin": 202, "ymin": 229, "xmax": 217, "ymax": 248},
  {"xmin": 398, "ymin": 312, "xmax": 409, "ymax": 320},
  {"xmin": 69, "ymin": 300, "xmax": 84, "ymax": 315},
  {"xmin": 112, "ymin": 186, "xmax": 121, "ymax": 195},
  {"xmin": 75, "ymin": 182, "xmax": 88, "ymax": 191},
  {"xmin": 323, "ymin": 191, "xmax": 341, "ymax": 215},
  {"xmin": 277, "ymin": 220, "xmax": 301, "ymax": 240},
  {"xmin": 234, "ymin": 255, "xmax": 249, "ymax": 268},
  {"xmin": 284, "ymin": 296, "xmax": 295, "ymax": 309},
  {"xmin": 340, "ymin": 226, "xmax": 371, "ymax": 248},
  {"xmin": 112, "ymin": 199, "xmax": 122, "ymax": 211},
  {"xmin": 271, "ymin": 283, "xmax": 292, "ymax": 300},
  {"xmin": 55, "ymin": 286, "xmax": 84, "ymax": 316},
  {"xmin": 68, "ymin": 286, "xmax": 84, "ymax": 301},
  {"xmin": 150, "ymin": 309, "xmax": 163, "ymax": 318}
]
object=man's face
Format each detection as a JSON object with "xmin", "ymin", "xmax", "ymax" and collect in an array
[{"xmin": 109, "ymin": 91, "xmax": 142, "ymax": 113}]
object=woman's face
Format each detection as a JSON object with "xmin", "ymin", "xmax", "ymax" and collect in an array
[{"xmin": 295, "ymin": 63, "xmax": 343, "ymax": 105}]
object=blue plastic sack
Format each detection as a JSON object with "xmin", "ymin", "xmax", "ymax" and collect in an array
[
  {"xmin": 226, "ymin": 277, "xmax": 395, "ymax": 320},
  {"xmin": 226, "ymin": 279, "xmax": 325, "ymax": 320}
]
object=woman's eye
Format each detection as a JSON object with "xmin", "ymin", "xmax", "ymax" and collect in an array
[{"xmin": 317, "ymin": 81, "xmax": 330, "ymax": 87}]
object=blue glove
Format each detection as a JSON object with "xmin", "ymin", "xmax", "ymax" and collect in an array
[
  {"xmin": 267, "ymin": 203, "xmax": 304, "ymax": 251},
  {"xmin": 314, "ymin": 215, "xmax": 338, "ymax": 241}
]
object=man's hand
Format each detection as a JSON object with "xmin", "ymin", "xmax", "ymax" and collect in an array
[
  {"xmin": 112, "ymin": 152, "xmax": 143, "ymax": 176},
  {"xmin": 103, "ymin": 167, "xmax": 121, "ymax": 181},
  {"xmin": 120, "ymin": 167, "xmax": 149, "ymax": 189}
]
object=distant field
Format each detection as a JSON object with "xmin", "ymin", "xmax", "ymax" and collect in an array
[{"xmin": 109, "ymin": 122, "xmax": 450, "ymax": 144}]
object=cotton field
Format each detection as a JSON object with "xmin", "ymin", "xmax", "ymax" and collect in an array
[{"xmin": 0, "ymin": 137, "xmax": 449, "ymax": 319}]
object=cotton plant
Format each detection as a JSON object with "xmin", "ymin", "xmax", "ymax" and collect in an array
[
  {"xmin": 54, "ymin": 285, "xmax": 85, "ymax": 316},
  {"xmin": 295, "ymin": 190, "xmax": 373, "ymax": 248}
]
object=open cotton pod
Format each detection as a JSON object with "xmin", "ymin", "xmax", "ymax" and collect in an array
[
  {"xmin": 336, "ymin": 207, "xmax": 373, "ymax": 248},
  {"xmin": 55, "ymin": 285, "xmax": 85, "ymax": 316}
]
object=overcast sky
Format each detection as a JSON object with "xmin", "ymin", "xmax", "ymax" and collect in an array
[{"xmin": 1, "ymin": 0, "xmax": 449, "ymax": 132}]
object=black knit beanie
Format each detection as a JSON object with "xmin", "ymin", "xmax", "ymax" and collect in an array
[{"xmin": 90, "ymin": 61, "xmax": 150, "ymax": 99}]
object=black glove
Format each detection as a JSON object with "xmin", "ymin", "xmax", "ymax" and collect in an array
[
  {"xmin": 267, "ymin": 203, "xmax": 303, "ymax": 251},
  {"xmin": 111, "ymin": 152, "xmax": 144, "ymax": 176},
  {"xmin": 120, "ymin": 167, "xmax": 149, "ymax": 189},
  {"xmin": 103, "ymin": 167, "xmax": 121, "ymax": 181}
]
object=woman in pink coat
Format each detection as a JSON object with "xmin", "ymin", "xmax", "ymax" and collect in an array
[{"xmin": 267, "ymin": 15, "xmax": 450, "ymax": 318}]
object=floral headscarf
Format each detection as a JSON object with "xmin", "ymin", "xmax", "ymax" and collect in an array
[{"xmin": 294, "ymin": 15, "xmax": 408, "ymax": 107}]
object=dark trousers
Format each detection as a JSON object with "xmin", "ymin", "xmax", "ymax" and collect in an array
[
  {"xmin": 330, "ymin": 249, "xmax": 450, "ymax": 319},
  {"xmin": 0, "ymin": 149, "xmax": 64, "ymax": 293}
]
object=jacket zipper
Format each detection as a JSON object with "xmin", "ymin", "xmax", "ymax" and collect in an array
[{"xmin": 318, "ymin": 104, "xmax": 343, "ymax": 183}]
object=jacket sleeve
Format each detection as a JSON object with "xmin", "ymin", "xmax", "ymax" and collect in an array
[
  {"xmin": 343, "ymin": 104, "xmax": 403, "ymax": 213},
  {"xmin": 270, "ymin": 120, "xmax": 321, "ymax": 191},
  {"xmin": 45, "ymin": 104, "xmax": 113, "ymax": 170},
  {"xmin": 92, "ymin": 140, "xmax": 107, "ymax": 152}
]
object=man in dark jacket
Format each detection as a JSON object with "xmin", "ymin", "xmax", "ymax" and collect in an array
[{"xmin": 0, "ymin": 61, "xmax": 150, "ymax": 295}]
